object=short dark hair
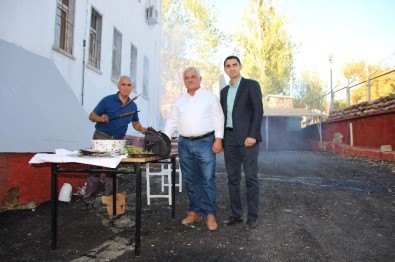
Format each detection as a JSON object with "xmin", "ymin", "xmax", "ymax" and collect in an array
[{"xmin": 224, "ymin": 55, "xmax": 241, "ymax": 67}]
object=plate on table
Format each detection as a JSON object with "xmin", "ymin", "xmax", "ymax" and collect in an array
[{"xmin": 79, "ymin": 148, "xmax": 111, "ymax": 157}]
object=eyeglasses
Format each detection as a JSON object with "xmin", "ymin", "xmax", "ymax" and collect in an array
[{"xmin": 120, "ymin": 83, "xmax": 132, "ymax": 87}]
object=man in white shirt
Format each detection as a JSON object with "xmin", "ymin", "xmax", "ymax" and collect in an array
[{"xmin": 164, "ymin": 67, "xmax": 224, "ymax": 231}]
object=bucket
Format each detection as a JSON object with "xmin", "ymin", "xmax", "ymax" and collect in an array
[{"xmin": 58, "ymin": 183, "xmax": 72, "ymax": 202}]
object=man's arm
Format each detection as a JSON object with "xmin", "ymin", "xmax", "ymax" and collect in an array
[
  {"xmin": 89, "ymin": 111, "xmax": 109, "ymax": 123},
  {"xmin": 248, "ymin": 80, "xmax": 263, "ymax": 139},
  {"xmin": 132, "ymin": 121, "xmax": 147, "ymax": 134}
]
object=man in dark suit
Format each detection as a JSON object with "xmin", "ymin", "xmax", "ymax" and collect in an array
[{"xmin": 220, "ymin": 55, "xmax": 264, "ymax": 230}]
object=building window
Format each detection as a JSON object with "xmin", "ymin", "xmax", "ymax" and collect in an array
[
  {"xmin": 88, "ymin": 8, "xmax": 102, "ymax": 69},
  {"xmin": 130, "ymin": 44, "xmax": 138, "ymax": 90},
  {"xmin": 54, "ymin": 0, "xmax": 75, "ymax": 54},
  {"xmin": 142, "ymin": 56, "xmax": 149, "ymax": 97},
  {"xmin": 111, "ymin": 28, "xmax": 122, "ymax": 81},
  {"xmin": 287, "ymin": 117, "xmax": 301, "ymax": 131}
]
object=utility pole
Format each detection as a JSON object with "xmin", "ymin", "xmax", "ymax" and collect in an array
[
  {"xmin": 346, "ymin": 78, "xmax": 351, "ymax": 107},
  {"xmin": 329, "ymin": 54, "xmax": 334, "ymax": 112},
  {"xmin": 366, "ymin": 65, "xmax": 371, "ymax": 102}
]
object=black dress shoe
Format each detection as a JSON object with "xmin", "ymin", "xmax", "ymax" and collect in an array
[
  {"xmin": 223, "ymin": 216, "xmax": 244, "ymax": 226},
  {"xmin": 244, "ymin": 218, "xmax": 259, "ymax": 230}
]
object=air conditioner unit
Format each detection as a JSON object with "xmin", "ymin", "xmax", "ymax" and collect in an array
[{"xmin": 146, "ymin": 5, "xmax": 158, "ymax": 25}]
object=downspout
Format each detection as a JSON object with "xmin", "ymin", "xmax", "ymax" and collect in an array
[
  {"xmin": 81, "ymin": 39, "xmax": 86, "ymax": 105},
  {"xmin": 81, "ymin": 1, "xmax": 89, "ymax": 106}
]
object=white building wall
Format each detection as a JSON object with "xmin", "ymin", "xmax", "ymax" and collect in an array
[{"xmin": 0, "ymin": 0, "xmax": 162, "ymax": 136}]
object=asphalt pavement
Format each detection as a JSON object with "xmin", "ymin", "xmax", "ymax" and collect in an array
[{"xmin": 0, "ymin": 151, "xmax": 394, "ymax": 261}]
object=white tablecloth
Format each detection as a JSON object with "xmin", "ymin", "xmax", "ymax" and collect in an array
[{"xmin": 29, "ymin": 149, "xmax": 127, "ymax": 168}]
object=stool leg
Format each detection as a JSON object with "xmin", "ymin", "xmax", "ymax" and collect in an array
[
  {"xmin": 161, "ymin": 170, "xmax": 165, "ymax": 192},
  {"xmin": 146, "ymin": 164, "xmax": 151, "ymax": 205},
  {"xmin": 167, "ymin": 167, "xmax": 172, "ymax": 205},
  {"xmin": 178, "ymin": 168, "xmax": 182, "ymax": 192}
]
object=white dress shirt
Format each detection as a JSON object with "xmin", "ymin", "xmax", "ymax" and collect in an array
[{"xmin": 164, "ymin": 88, "xmax": 224, "ymax": 139}]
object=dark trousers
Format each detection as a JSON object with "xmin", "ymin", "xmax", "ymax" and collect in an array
[
  {"xmin": 224, "ymin": 131, "xmax": 260, "ymax": 220},
  {"xmin": 83, "ymin": 130, "xmax": 116, "ymax": 204}
]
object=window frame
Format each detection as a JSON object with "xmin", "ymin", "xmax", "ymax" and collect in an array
[
  {"xmin": 286, "ymin": 117, "xmax": 302, "ymax": 132},
  {"xmin": 111, "ymin": 28, "xmax": 122, "ymax": 81},
  {"xmin": 54, "ymin": 0, "xmax": 75, "ymax": 55},
  {"xmin": 88, "ymin": 7, "xmax": 102, "ymax": 70}
]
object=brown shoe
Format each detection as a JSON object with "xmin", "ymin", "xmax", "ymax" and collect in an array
[
  {"xmin": 206, "ymin": 215, "xmax": 218, "ymax": 231},
  {"xmin": 181, "ymin": 211, "xmax": 201, "ymax": 225}
]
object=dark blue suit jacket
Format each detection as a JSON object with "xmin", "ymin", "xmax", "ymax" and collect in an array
[{"xmin": 220, "ymin": 77, "xmax": 264, "ymax": 145}]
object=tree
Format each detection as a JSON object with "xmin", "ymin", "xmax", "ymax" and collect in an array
[
  {"xmin": 334, "ymin": 100, "xmax": 347, "ymax": 109},
  {"xmin": 233, "ymin": 0, "xmax": 294, "ymax": 96},
  {"xmin": 161, "ymin": 0, "xmax": 224, "ymax": 119},
  {"xmin": 293, "ymin": 71, "xmax": 325, "ymax": 111},
  {"xmin": 343, "ymin": 60, "xmax": 395, "ymax": 104}
]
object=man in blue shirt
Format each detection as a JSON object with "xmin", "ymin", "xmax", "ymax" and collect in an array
[{"xmin": 84, "ymin": 75, "xmax": 146, "ymax": 209}]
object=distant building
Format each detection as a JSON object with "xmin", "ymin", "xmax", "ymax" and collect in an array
[
  {"xmin": 262, "ymin": 95, "xmax": 323, "ymax": 151},
  {"xmin": 264, "ymin": 95, "xmax": 294, "ymax": 109}
]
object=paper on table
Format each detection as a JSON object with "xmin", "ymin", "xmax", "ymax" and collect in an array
[
  {"xmin": 29, "ymin": 149, "xmax": 127, "ymax": 168},
  {"xmin": 55, "ymin": 148, "xmax": 79, "ymax": 155}
]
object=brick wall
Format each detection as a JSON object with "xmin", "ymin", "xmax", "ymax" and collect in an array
[
  {"xmin": 0, "ymin": 153, "xmax": 86, "ymax": 210},
  {"xmin": 302, "ymin": 111, "xmax": 395, "ymax": 161}
]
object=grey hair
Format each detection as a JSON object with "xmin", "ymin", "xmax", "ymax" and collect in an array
[
  {"xmin": 183, "ymin": 67, "xmax": 201, "ymax": 77},
  {"xmin": 118, "ymin": 75, "xmax": 133, "ymax": 84}
]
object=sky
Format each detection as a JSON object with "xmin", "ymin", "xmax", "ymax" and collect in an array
[{"xmin": 214, "ymin": 0, "xmax": 395, "ymax": 88}]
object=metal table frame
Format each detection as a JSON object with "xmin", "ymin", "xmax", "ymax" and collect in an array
[{"xmin": 50, "ymin": 154, "xmax": 177, "ymax": 257}]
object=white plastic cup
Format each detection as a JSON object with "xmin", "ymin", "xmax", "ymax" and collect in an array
[{"xmin": 58, "ymin": 183, "xmax": 72, "ymax": 202}]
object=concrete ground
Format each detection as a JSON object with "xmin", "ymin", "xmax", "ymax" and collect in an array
[{"xmin": 0, "ymin": 151, "xmax": 394, "ymax": 261}]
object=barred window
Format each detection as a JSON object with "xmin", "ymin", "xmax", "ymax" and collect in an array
[
  {"xmin": 287, "ymin": 117, "xmax": 301, "ymax": 131},
  {"xmin": 54, "ymin": 0, "xmax": 75, "ymax": 54},
  {"xmin": 88, "ymin": 8, "xmax": 102, "ymax": 69},
  {"xmin": 111, "ymin": 28, "xmax": 122, "ymax": 81}
]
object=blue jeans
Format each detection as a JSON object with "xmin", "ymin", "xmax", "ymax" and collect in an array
[{"xmin": 178, "ymin": 135, "xmax": 217, "ymax": 216}]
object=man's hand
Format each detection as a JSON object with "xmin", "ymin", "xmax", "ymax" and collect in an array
[
  {"xmin": 244, "ymin": 137, "xmax": 256, "ymax": 147},
  {"xmin": 212, "ymin": 138, "xmax": 223, "ymax": 154},
  {"xmin": 132, "ymin": 121, "xmax": 146, "ymax": 134},
  {"xmin": 139, "ymin": 127, "xmax": 147, "ymax": 134},
  {"xmin": 98, "ymin": 114, "xmax": 109, "ymax": 123}
]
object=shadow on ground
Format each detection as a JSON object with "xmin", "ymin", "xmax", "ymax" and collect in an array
[{"xmin": 0, "ymin": 151, "xmax": 394, "ymax": 261}]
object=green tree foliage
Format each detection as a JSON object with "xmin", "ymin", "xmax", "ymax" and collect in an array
[
  {"xmin": 233, "ymin": 0, "xmax": 294, "ymax": 96},
  {"xmin": 161, "ymin": 0, "xmax": 224, "ymax": 118},
  {"xmin": 293, "ymin": 71, "xmax": 325, "ymax": 111},
  {"xmin": 334, "ymin": 100, "xmax": 347, "ymax": 109},
  {"xmin": 343, "ymin": 60, "xmax": 395, "ymax": 104}
]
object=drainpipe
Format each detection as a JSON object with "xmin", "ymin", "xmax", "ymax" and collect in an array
[{"xmin": 81, "ymin": 39, "xmax": 86, "ymax": 106}]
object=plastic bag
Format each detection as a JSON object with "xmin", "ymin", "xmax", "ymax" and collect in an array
[{"xmin": 144, "ymin": 127, "xmax": 171, "ymax": 157}]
